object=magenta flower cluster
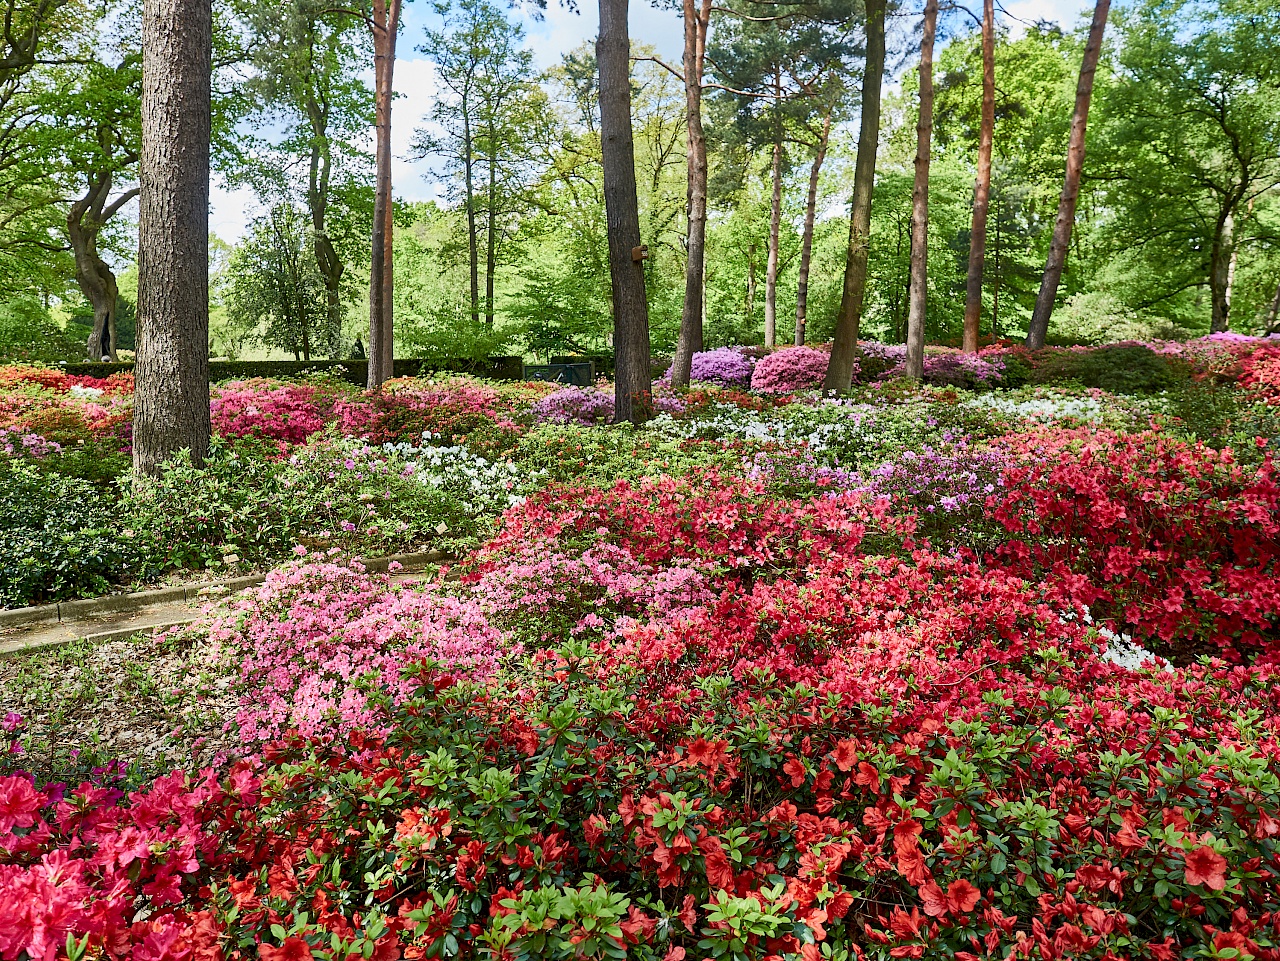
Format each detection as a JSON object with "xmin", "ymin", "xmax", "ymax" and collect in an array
[
  {"xmin": 210, "ymin": 382, "xmax": 329, "ymax": 448},
  {"xmin": 0, "ymin": 428, "xmax": 60, "ymax": 459},
  {"xmin": 749, "ymin": 347, "xmax": 834, "ymax": 394}
]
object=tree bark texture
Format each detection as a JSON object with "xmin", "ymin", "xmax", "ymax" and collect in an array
[
  {"xmin": 823, "ymin": 0, "xmax": 886, "ymax": 391},
  {"xmin": 134, "ymin": 0, "xmax": 211, "ymax": 477},
  {"xmin": 367, "ymin": 0, "xmax": 401, "ymax": 389},
  {"xmin": 764, "ymin": 67, "xmax": 782, "ymax": 348},
  {"xmin": 305, "ymin": 95, "xmax": 344, "ymax": 358},
  {"xmin": 905, "ymin": 0, "xmax": 938, "ymax": 381},
  {"xmin": 962, "ymin": 0, "xmax": 995, "ymax": 354},
  {"xmin": 669, "ymin": 0, "xmax": 711, "ymax": 389},
  {"xmin": 597, "ymin": 0, "xmax": 652, "ymax": 424},
  {"xmin": 69, "ymin": 173, "xmax": 137, "ymax": 362},
  {"xmin": 465, "ymin": 110, "xmax": 480, "ymax": 324},
  {"xmin": 486, "ymin": 122, "xmax": 497, "ymax": 326},
  {"xmin": 1263, "ymin": 281, "xmax": 1280, "ymax": 335},
  {"xmin": 1025, "ymin": 0, "xmax": 1110, "ymax": 349},
  {"xmin": 795, "ymin": 110, "xmax": 832, "ymax": 346},
  {"xmin": 1210, "ymin": 207, "xmax": 1236, "ymax": 332}
]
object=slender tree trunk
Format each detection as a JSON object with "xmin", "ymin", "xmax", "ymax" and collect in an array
[
  {"xmin": 992, "ymin": 193, "xmax": 1002, "ymax": 339},
  {"xmin": 962, "ymin": 0, "xmax": 995, "ymax": 354},
  {"xmin": 464, "ymin": 109, "xmax": 479, "ymax": 325},
  {"xmin": 305, "ymin": 94, "xmax": 343, "ymax": 358},
  {"xmin": 367, "ymin": 0, "xmax": 401, "ymax": 390},
  {"xmin": 764, "ymin": 67, "xmax": 782, "ymax": 348},
  {"xmin": 1025, "ymin": 0, "xmax": 1110, "ymax": 348},
  {"xmin": 904, "ymin": 0, "xmax": 938, "ymax": 381},
  {"xmin": 669, "ymin": 0, "xmax": 711, "ymax": 388},
  {"xmin": 135, "ymin": 0, "xmax": 211, "ymax": 476},
  {"xmin": 824, "ymin": 0, "xmax": 886, "ymax": 391},
  {"xmin": 795, "ymin": 110, "xmax": 831, "ymax": 346},
  {"xmin": 485, "ymin": 123, "xmax": 497, "ymax": 326},
  {"xmin": 1210, "ymin": 207, "xmax": 1236, "ymax": 333},
  {"xmin": 1263, "ymin": 281, "xmax": 1280, "ymax": 335},
  {"xmin": 597, "ymin": 0, "xmax": 652, "ymax": 424}
]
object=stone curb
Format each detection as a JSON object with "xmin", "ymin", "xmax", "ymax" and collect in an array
[{"xmin": 0, "ymin": 550, "xmax": 449, "ymax": 632}]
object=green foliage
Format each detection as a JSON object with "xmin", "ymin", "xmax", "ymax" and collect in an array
[
  {"xmin": 513, "ymin": 424, "xmax": 740, "ymax": 485},
  {"xmin": 0, "ymin": 462, "xmax": 137, "ymax": 607},
  {"xmin": 1040, "ymin": 345, "xmax": 1186, "ymax": 394},
  {"xmin": 0, "ymin": 298, "xmax": 82, "ymax": 363}
]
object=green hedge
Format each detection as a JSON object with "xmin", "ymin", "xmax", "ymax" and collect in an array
[{"xmin": 56, "ymin": 356, "xmax": 525, "ymax": 384}]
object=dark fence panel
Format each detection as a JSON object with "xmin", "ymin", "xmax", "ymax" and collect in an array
[{"xmin": 57, "ymin": 356, "xmax": 525, "ymax": 385}]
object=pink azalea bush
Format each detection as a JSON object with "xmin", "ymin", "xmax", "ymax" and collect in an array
[
  {"xmin": 210, "ymin": 381, "xmax": 331, "ymax": 449},
  {"xmin": 195, "ymin": 559, "xmax": 506, "ymax": 744},
  {"xmin": 750, "ymin": 346, "xmax": 834, "ymax": 394},
  {"xmin": 662, "ymin": 347, "xmax": 756, "ymax": 388}
]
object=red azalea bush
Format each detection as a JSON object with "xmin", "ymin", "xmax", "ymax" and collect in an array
[
  {"xmin": 988, "ymin": 428, "xmax": 1280, "ymax": 663},
  {"xmin": 1241, "ymin": 347, "xmax": 1280, "ymax": 405}
]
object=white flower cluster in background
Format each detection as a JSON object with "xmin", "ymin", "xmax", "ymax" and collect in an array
[
  {"xmin": 383, "ymin": 433, "xmax": 541, "ymax": 516},
  {"xmin": 963, "ymin": 392, "xmax": 1106, "ymax": 422},
  {"xmin": 69, "ymin": 385, "xmax": 105, "ymax": 400}
]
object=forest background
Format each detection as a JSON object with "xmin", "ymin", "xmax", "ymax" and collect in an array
[{"xmin": 2, "ymin": 0, "xmax": 1278, "ymax": 367}]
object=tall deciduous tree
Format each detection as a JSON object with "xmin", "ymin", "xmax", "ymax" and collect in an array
[
  {"xmin": 904, "ymin": 0, "xmax": 938, "ymax": 380},
  {"xmin": 367, "ymin": 0, "xmax": 401, "ymax": 389},
  {"xmin": 1025, "ymin": 0, "xmax": 1110, "ymax": 349},
  {"xmin": 824, "ymin": 0, "xmax": 886, "ymax": 391},
  {"xmin": 135, "ymin": 0, "xmax": 211, "ymax": 475},
  {"xmin": 597, "ymin": 0, "xmax": 651, "ymax": 423},
  {"xmin": 666, "ymin": 0, "xmax": 711, "ymax": 388},
  {"xmin": 236, "ymin": 1, "xmax": 373, "ymax": 362},
  {"xmin": 961, "ymin": 0, "xmax": 993, "ymax": 353},
  {"xmin": 414, "ymin": 0, "xmax": 537, "ymax": 327}
]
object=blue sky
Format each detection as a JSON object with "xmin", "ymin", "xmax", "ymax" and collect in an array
[{"xmin": 209, "ymin": 0, "xmax": 1094, "ymax": 242}]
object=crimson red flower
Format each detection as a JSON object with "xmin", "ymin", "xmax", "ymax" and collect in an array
[
  {"xmin": 1184, "ymin": 845, "xmax": 1229, "ymax": 890},
  {"xmin": 259, "ymin": 937, "xmax": 313, "ymax": 961}
]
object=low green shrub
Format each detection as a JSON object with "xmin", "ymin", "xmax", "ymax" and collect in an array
[{"xmin": 0, "ymin": 463, "xmax": 138, "ymax": 607}]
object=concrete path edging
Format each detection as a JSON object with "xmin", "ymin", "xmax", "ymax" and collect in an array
[{"xmin": 0, "ymin": 550, "xmax": 450, "ymax": 641}]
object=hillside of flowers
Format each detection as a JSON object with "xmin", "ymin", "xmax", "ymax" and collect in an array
[{"xmin": 3, "ymin": 333, "xmax": 1280, "ymax": 960}]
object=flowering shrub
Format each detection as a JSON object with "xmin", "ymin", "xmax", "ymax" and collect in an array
[
  {"xmin": 750, "ymin": 346, "xmax": 833, "ymax": 394},
  {"xmin": 193, "ymin": 560, "xmax": 505, "ymax": 743},
  {"xmin": 989, "ymin": 428, "xmax": 1280, "ymax": 662},
  {"xmin": 1240, "ymin": 345, "xmax": 1280, "ymax": 404},
  {"xmin": 663, "ymin": 347, "xmax": 756, "ymax": 388},
  {"xmin": 0, "ymin": 427, "xmax": 59, "ymax": 459},
  {"xmin": 530, "ymin": 385, "xmax": 617, "ymax": 425},
  {"xmin": 211, "ymin": 380, "xmax": 331, "ymax": 449}
]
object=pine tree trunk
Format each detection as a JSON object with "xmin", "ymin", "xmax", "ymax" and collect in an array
[
  {"xmin": 597, "ymin": 0, "xmax": 652, "ymax": 424},
  {"xmin": 905, "ymin": 0, "xmax": 938, "ymax": 381},
  {"xmin": 962, "ymin": 0, "xmax": 995, "ymax": 354},
  {"xmin": 795, "ymin": 110, "xmax": 831, "ymax": 347},
  {"xmin": 764, "ymin": 67, "xmax": 782, "ymax": 349},
  {"xmin": 305, "ymin": 93, "xmax": 343, "ymax": 357},
  {"xmin": 669, "ymin": 0, "xmax": 711, "ymax": 389},
  {"xmin": 367, "ymin": 0, "xmax": 400, "ymax": 390},
  {"xmin": 134, "ymin": 0, "xmax": 211, "ymax": 477},
  {"xmin": 823, "ymin": 0, "xmax": 886, "ymax": 391},
  {"xmin": 1026, "ymin": 0, "xmax": 1110, "ymax": 349}
]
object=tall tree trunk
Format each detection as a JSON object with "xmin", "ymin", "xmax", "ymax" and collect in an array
[
  {"xmin": 1025, "ymin": 0, "xmax": 1110, "ymax": 349},
  {"xmin": 464, "ymin": 110, "xmax": 479, "ymax": 325},
  {"xmin": 962, "ymin": 0, "xmax": 995, "ymax": 354},
  {"xmin": 485, "ymin": 124, "xmax": 497, "ymax": 326},
  {"xmin": 135, "ymin": 0, "xmax": 211, "ymax": 476},
  {"xmin": 904, "ymin": 0, "xmax": 938, "ymax": 381},
  {"xmin": 597, "ymin": 0, "xmax": 652, "ymax": 424},
  {"xmin": 764, "ymin": 67, "xmax": 782, "ymax": 348},
  {"xmin": 669, "ymin": 0, "xmax": 711, "ymax": 388},
  {"xmin": 795, "ymin": 110, "xmax": 831, "ymax": 346},
  {"xmin": 367, "ymin": 0, "xmax": 401, "ymax": 390},
  {"xmin": 306, "ymin": 107, "xmax": 344, "ymax": 359},
  {"xmin": 992, "ymin": 192, "xmax": 1002, "ymax": 339},
  {"xmin": 1210, "ymin": 207, "xmax": 1236, "ymax": 333},
  {"xmin": 823, "ymin": 0, "xmax": 887, "ymax": 391}
]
